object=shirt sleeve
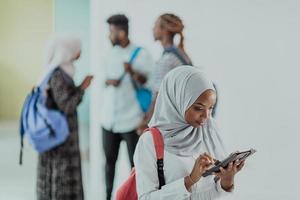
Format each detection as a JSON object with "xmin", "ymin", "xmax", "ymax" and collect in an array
[
  {"xmin": 215, "ymin": 178, "xmax": 234, "ymax": 194},
  {"xmin": 134, "ymin": 132, "xmax": 191, "ymax": 200},
  {"xmin": 101, "ymin": 54, "xmax": 109, "ymax": 88},
  {"xmin": 150, "ymin": 53, "xmax": 182, "ymax": 93},
  {"xmin": 191, "ymin": 177, "xmax": 232, "ymax": 199}
]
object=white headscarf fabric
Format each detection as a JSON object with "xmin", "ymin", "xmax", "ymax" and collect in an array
[
  {"xmin": 149, "ymin": 66, "xmax": 226, "ymax": 159},
  {"xmin": 44, "ymin": 35, "xmax": 82, "ymax": 78}
]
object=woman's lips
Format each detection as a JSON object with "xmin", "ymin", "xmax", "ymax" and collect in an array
[{"xmin": 196, "ymin": 121, "xmax": 205, "ymax": 126}]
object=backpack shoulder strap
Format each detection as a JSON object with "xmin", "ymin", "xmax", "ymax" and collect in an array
[
  {"xmin": 149, "ymin": 127, "xmax": 164, "ymax": 159},
  {"xmin": 129, "ymin": 47, "xmax": 142, "ymax": 64},
  {"xmin": 19, "ymin": 88, "xmax": 35, "ymax": 165},
  {"xmin": 163, "ymin": 46, "xmax": 191, "ymax": 65},
  {"xmin": 119, "ymin": 47, "xmax": 142, "ymax": 82},
  {"xmin": 39, "ymin": 67, "xmax": 59, "ymax": 89},
  {"xmin": 145, "ymin": 127, "xmax": 165, "ymax": 189}
]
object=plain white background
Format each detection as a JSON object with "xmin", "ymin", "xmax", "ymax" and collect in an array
[{"xmin": 88, "ymin": 0, "xmax": 300, "ymax": 199}]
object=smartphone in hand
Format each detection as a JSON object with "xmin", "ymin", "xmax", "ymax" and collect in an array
[{"xmin": 202, "ymin": 148, "xmax": 256, "ymax": 177}]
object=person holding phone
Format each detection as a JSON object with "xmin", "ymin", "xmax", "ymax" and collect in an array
[
  {"xmin": 37, "ymin": 35, "xmax": 92, "ymax": 200},
  {"xmin": 134, "ymin": 66, "xmax": 245, "ymax": 200}
]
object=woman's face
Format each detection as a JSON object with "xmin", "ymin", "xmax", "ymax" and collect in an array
[
  {"xmin": 74, "ymin": 51, "xmax": 81, "ymax": 60},
  {"xmin": 184, "ymin": 89, "xmax": 216, "ymax": 128},
  {"xmin": 153, "ymin": 18, "xmax": 163, "ymax": 41}
]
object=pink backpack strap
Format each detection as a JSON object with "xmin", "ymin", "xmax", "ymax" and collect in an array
[
  {"xmin": 144, "ymin": 127, "xmax": 165, "ymax": 189},
  {"xmin": 149, "ymin": 127, "xmax": 164, "ymax": 159}
]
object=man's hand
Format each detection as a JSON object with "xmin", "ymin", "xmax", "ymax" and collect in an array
[
  {"xmin": 106, "ymin": 79, "xmax": 120, "ymax": 87},
  {"xmin": 124, "ymin": 62, "xmax": 134, "ymax": 75}
]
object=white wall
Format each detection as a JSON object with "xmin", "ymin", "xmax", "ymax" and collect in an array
[{"xmin": 90, "ymin": 0, "xmax": 300, "ymax": 199}]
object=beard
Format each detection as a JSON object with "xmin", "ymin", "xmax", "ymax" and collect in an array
[{"xmin": 111, "ymin": 38, "xmax": 121, "ymax": 46}]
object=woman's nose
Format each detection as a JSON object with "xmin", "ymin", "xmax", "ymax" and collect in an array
[{"xmin": 202, "ymin": 109, "xmax": 210, "ymax": 120}]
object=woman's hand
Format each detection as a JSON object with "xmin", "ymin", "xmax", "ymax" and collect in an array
[
  {"xmin": 80, "ymin": 75, "xmax": 93, "ymax": 90},
  {"xmin": 190, "ymin": 153, "xmax": 214, "ymax": 182},
  {"xmin": 213, "ymin": 160, "xmax": 245, "ymax": 191},
  {"xmin": 184, "ymin": 153, "xmax": 214, "ymax": 191}
]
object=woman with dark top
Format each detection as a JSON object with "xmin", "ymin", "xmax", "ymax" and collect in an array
[{"xmin": 37, "ymin": 35, "xmax": 92, "ymax": 200}]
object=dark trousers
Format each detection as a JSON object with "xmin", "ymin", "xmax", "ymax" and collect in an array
[{"xmin": 102, "ymin": 128, "xmax": 139, "ymax": 200}]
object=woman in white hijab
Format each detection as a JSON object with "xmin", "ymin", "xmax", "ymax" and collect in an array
[
  {"xmin": 134, "ymin": 66, "xmax": 245, "ymax": 200},
  {"xmin": 45, "ymin": 35, "xmax": 82, "ymax": 77},
  {"xmin": 37, "ymin": 35, "xmax": 92, "ymax": 200}
]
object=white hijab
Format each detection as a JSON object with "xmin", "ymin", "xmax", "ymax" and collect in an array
[
  {"xmin": 149, "ymin": 66, "xmax": 226, "ymax": 159},
  {"xmin": 44, "ymin": 35, "xmax": 81, "ymax": 78}
]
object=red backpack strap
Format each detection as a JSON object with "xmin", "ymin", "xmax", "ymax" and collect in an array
[
  {"xmin": 144, "ymin": 127, "xmax": 165, "ymax": 189},
  {"xmin": 149, "ymin": 127, "xmax": 164, "ymax": 159}
]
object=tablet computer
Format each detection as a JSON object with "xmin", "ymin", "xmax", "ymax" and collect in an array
[{"xmin": 202, "ymin": 148, "xmax": 256, "ymax": 177}]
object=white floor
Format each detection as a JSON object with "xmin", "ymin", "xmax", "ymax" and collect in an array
[{"xmin": 0, "ymin": 122, "xmax": 37, "ymax": 200}]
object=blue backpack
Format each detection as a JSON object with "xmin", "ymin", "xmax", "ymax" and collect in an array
[
  {"xmin": 19, "ymin": 68, "xmax": 69, "ymax": 164},
  {"xmin": 119, "ymin": 47, "xmax": 152, "ymax": 113}
]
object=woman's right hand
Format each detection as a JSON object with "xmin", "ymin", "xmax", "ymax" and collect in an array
[
  {"xmin": 80, "ymin": 75, "xmax": 93, "ymax": 90},
  {"xmin": 190, "ymin": 153, "xmax": 214, "ymax": 182},
  {"xmin": 185, "ymin": 153, "xmax": 214, "ymax": 190}
]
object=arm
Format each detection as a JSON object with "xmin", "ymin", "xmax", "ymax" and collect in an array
[
  {"xmin": 136, "ymin": 92, "xmax": 157, "ymax": 135},
  {"xmin": 191, "ymin": 177, "xmax": 232, "ymax": 199},
  {"xmin": 186, "ymin": 160, "xmax": 234, "ymax": 199},
  {"xmin": 135, "ymin": 133, "xmax": 230, "ymax": 200},
  {"xmin": 125, "ymin": 48, "xmax": 154, "ymax": 86},
  {"xmin": 213, "ymin": 160, "xmax": 245, "ymax": 192},
  {"xmin": 192, "ymin": 161, "xmax": 242, "ymax": 199},
  {"xmin": 105, "ymin": 79, "xmax": 120, "ymax": 87},
  {"xmin": 124, "ymin": 62, "xmax": 147, "ymax": 85},
  {"xmin": 134, "ymin": 133, "xmax": 191, "ymax": 200},
  {"xmin": 49, "ymin": 70, "xmax": 84, "ymax": 115},
  {"xmin": 101, "ymin": 52, "xmax": 120, "ymax": 87}
]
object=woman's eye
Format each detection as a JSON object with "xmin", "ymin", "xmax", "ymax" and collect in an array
[{"xmin": 194, "ymin": 107, "xmax": 204, "ymax": 111}]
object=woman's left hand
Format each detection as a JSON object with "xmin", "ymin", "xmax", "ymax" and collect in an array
[
  {"xmin": 213, "ymin": 160, "xmax": 245, "ymax": 191},
  {"xmin": 80, "ymin": 75, "xmax": 93, "ymax": 90}
]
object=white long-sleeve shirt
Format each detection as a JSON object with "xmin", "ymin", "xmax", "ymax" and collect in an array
[
  {"xmin": 100, "ymin": 44, "xmax": 153, "ymax": 133},
  {"xmin": 134, "ymin": 131, "xmax": 231, "ymax": 200}
]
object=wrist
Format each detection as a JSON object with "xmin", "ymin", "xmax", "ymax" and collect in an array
[
  {"xmin": 128, "ymin": 69, "xmax": 135, "ymax": 76},
  {"xmin": 184, "ymin": 176, "xmax": 195, "ymax": 191},
  {"xmin": 220, "ymin": 178, "xmax": 234, "ymax": 192},
  {"xmin": 79, "ymin": 85, "xmax": 85, "ymax": 91}
]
